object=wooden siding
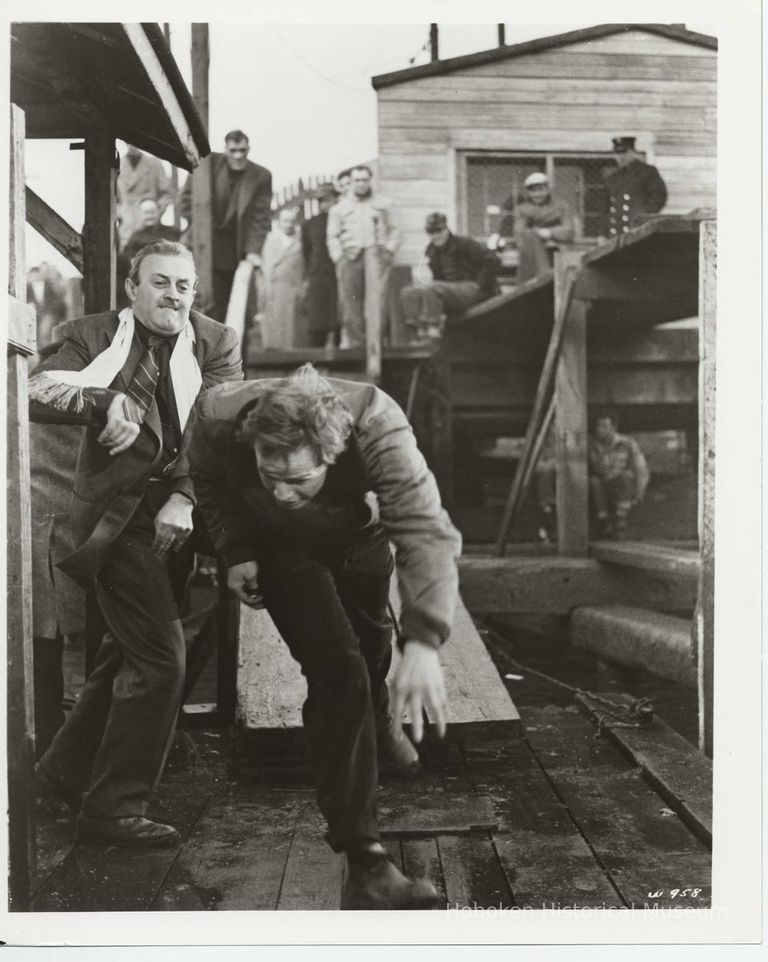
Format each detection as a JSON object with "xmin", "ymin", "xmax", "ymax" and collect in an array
[{"xmin": 376, "ymin": 30, "xmax": 716, "ymax": 265}]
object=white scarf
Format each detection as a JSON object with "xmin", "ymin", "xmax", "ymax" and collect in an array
[{"xmin": 30, "ymin": 308, "xmax": 203, "ymax": 432}]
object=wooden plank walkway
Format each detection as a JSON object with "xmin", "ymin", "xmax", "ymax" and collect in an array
[
  {"xmin": 237, "ymin": 589, "xmax": 520, "ymax": 729},
  {"xmin": 30, "ymin": 704, "xmax": 711, "ymax": 912}
]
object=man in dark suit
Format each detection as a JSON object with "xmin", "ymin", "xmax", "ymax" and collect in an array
[
  {"xmin": 301, "ymin": 186, "xmax": 340, "ymax": 348},
  {"xmin": 602, "ymin": 136, "xmax": 668, "ymax": 237},
  {"xmin": 179, "ymin": 129, "xmax": 273, "ymax": 322},
  {"xmin": 30, "ymin": 240, "xmax": 243, "ymax": 846}
]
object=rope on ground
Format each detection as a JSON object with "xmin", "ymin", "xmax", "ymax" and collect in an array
[{"xmin": 503, "ymin": 656, "xmax": 655, "ymax": 733}]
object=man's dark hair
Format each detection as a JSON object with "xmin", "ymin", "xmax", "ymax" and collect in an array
[
  {"xmin": 224, "ymin": 129, "xmax": 249, "ymax": 145},
  {"xmin": 128, "ymin": 240, "xmax": 196, "ymax": 286},
  {"xmin": 351, "ymin": 165, "xmax": 373, "ymax": 178},
  {"xmin": 591, "ymin": 408, "xmax": 619, "ymax": 430}
]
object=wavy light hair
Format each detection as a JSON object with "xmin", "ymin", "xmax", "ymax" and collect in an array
[
  {"xmin": 241, "ymin": 364, "xmax": 354, "ymax": 464},
  {"xmin": 127, "ymin": 240, "xmax": 196, "ymax": 286}
]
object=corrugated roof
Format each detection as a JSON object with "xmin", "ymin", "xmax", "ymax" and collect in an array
[{"xmin": 372, "ymin": 23, "xmax": 717, "ymax": 90}]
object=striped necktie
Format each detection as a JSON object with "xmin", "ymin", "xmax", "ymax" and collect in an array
[{"xmin": 123, "ymin": 339, "xmax": 164, "ymax": 424}]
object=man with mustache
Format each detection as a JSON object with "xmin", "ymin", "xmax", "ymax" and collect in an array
[{"xmin": 29, "ymin": 240, "xmax": 243, "ymax": 846}]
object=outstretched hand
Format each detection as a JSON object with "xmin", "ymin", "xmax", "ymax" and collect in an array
[{"xmin": 391, "ymin": 640, "xmax": 447, "ymax": 743}]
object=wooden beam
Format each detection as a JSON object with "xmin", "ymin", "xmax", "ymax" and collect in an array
[
  {"xmin": 9, "ymin": 296, "xmax": 37, "ymax": 357},
  {"xmin": 554, "ymin": 249, "xmax": 589, "ymax": 556},
  {"xmin": 494, "ymin": 268, "xmax": 575, "ymax": 556},
  {"xmin": 82, "ymin": 133, "xmax": 117, "ymax": 313},
  {"xmin": 6, "ymin": 103, "xmax": 36, "ymax": 911},
  {"xmin": 25, "ymin": 187, "xmax": 84, "ymax": 273},
  {"xmin": 459, "ymin": 557, "xmax": 698, "ymax": 616},
  {"xmin": 574, "ymin": 263, "xmax": 698, "ymax": 302},
  {"xmin": 189, "ymin": 24, "xmax": 213, "ymax": 313},
  {"xmin": 121, "ymin": 23, "xmax": 202, "ymax": 168},
  {"xmin": 696, "ymin": 221, "xmax": 716, "ymax": 758}
]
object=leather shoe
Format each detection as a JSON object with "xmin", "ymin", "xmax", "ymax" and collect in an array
[
  {"xmin": 34, "ymin": 764, "xmax": 83, "ymax": 813},
  {"xmin": 342, "ymin": 854, "xmax": 442, "ymax": 910},
  {"xmin": 76, "ymin": 814, "xmax": 180, "ymax": 847},
  {"xmin": 377, "ymin": 718, "xmax": 420, "ymax": 774}
]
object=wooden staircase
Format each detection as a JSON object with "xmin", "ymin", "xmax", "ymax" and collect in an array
[{"xmin": 570, "ymin": 540, "xmax": 700, "ymax": 686}]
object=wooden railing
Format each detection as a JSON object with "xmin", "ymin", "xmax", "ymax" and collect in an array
[{"xmin": 271, "ymin": 174, "xmax": 336, "ymax": 221}]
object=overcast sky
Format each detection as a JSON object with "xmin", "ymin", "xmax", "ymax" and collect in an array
[{"xmin": 23, "ymin": 18, "xmax": 713, "ymax": 277}]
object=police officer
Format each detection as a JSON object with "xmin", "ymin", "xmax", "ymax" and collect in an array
[{"xmin": 603, "ymin": 136, "xmax": 667, "ymax": 237}]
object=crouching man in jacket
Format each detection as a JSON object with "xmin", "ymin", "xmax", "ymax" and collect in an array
[{"xmin": 186, "ymin": 364, "xmax": 462, "ymax": 909}]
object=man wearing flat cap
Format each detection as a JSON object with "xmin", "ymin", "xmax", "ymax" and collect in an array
[
  {"xmin": 602, "ymin": 136, "xmax": 668, "ymax": 238},
  {"xmin": 399, "ymin": 213, "xmax": 500, "ymax": 343}
]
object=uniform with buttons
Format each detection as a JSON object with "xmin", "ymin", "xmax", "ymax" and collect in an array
[{"xmin": 603, "ymin": 158, "xmax": 668, "ymax": 237}]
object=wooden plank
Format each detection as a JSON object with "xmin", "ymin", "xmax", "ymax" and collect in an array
[
  {"xmin": 576, "ymin": 693, "xmax": 712, "ymax": 846},
  {"xmin": 554, "ymin": 249, "xmax": 588, "ymax": 556},
  {"xmin": 7, "ymin": 103, "xmax": 36, "ymax": 912},
  {"xmin": 521, "ymin": 706, "xmax": 710, "ymax": 907},
  {"xmin": 9, "ymin": 295, "xmax": 37, "ymax": 357},
  {"xmin": 82, "ymin": 132, "xmax": 116, "ymax": 313},
  {"xmin": 456, "ymin": 51, "xmax": 717, "ymax": 82},
  {"xmin": 31, "ymin": 772, "xmax": 214, "ymax": 911},
  {"xmin": 490, "ymin": 765, "xmax": 622, "ymax": 908},
  {"xmin": 401, "ymin": 839, "xmax": 447, "ymax": 903},
  {"xmin": 379, "ymin": 77, "xmax": 716, "ymax": 107},
  {"xmin": 588, "ymin": 328, "xmax": 699, "ymax": 364},
  {"xmin": 574, "ymin": 263, "xmax": 698, "ymax": 302},
  {"xmin": 277, "ymin": 806, "xmax": 344, "ymax": 910},
  {"xmin": 543, "ymin": 769, "xmax": 711, "ymax": 909},
  {"xmin": 378, "ymin": 792, "xmax": 496, "ymax": 836},
  {"xmin": 378, "ymin": 100, "xmax": 716, "ymax": 132},
  {"xmin": 121, "ymin": 24, "xmax": 201, "ymax": 168},
  {"xmin": 697, "ymin": 222, "xmax": 716, "ymax": 757},
  {"xmin": 494, "ymin": 268, "xmax": 573, "ymax": 555},
  {"xmin": 590, "ymin": 540, "xmax": 700, "ymax": 581},
  {"xmin": 570, "ymin": 606, "xmax": 696, "ymax": 689},
  {"xmin": 25, "ymin": 186, "xmax": 84, "ymax": 273},
  {"xmin": 459, "ymin": 556, "xmax": 698, "ymax": 615},
  {"xmin": 439, "ymin": 836, "xmax": 512, "ymax": 909},
  {"xmin": 153, "ymin": 788, "xmax": 297, "ymax": 911},
  {"xmin": 238, "ymin": 587, "xmax": 519, "ymax": 729}
]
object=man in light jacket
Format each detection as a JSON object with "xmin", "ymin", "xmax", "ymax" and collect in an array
[{"xmin": 326, "ymin": 166, "xmax": 398, "ymax": 348}]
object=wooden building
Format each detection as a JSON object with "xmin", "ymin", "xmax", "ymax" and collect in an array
[{"xmin": 372, "ymin": 23, "xmax": 717, "ymax": 265}]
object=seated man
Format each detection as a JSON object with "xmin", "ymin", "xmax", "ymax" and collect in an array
[
  {"xmin": 511, "ymin": 172, "xmax": 575, "ymax": 283},
  {"xmin": 400, "ymin": 212, "xmax": 500, "ymax": 343},
  {"xmin": 186, "ymin": 364, "xmax": 462, "ymax": 909},
  {"xmin": 588, "ymin": 411, "xmax": 650, "ymax": 539}
]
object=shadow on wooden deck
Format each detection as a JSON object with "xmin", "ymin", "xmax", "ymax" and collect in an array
[{"xmin": 29, "ymin": 708, "xmax": 711, "ymax": 913}]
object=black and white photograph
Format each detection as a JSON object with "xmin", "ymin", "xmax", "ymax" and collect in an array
[{"xmin": 1, "ymin": 0, "xmax": 763, "ymax": 950}]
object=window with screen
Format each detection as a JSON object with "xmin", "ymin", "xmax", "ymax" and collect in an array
[{"xmin": 461, "ymin": 152, "xmax": 619, "ymax": 241}]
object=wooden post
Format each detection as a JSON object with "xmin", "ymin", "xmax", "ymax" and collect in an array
[
  {"xmin": 7, "ymin": 103, "xmax": 37, "ymax": 911},
  {"xmin": 163, "ymin": 23, "xmax": 181, "ymax": 232},
  {"xmin": 82, "ymin": 132, "xmax": 117, "ymax": 313},
  {"xmin": 190, "ymin": 23, "xmax": 213, "ymax": 313},
  {"xmin": 554, "ymin": 249, "xmax": 589, "ymax": 555},
  {"xmin": 696, "ymin": 221, "xmax": 716, "ymax": 757},
  {"xmin": 429, "ymin": 24, "xmax": 439, "ymax": 61},
  {"xmin": 497, "ymin": 24, "xmax": 506, "ymax": 46}
]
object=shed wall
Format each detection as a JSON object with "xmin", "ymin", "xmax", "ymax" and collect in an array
[{"xmin": 376, "ymin": 30, "xmax": 716, "ymax": 266}]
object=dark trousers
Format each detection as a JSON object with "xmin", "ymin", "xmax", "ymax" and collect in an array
[
  {"xmin": 400, "ymin": 280, "xmax": 483, "ymax": 331},
  {"xmin": 589, "ymin": 472, "xmax": 636, "ymax": 518},
  {"xmin": 40, "ymin": 493, "xmax": 193, "ymax": 818},
  {"xmin": 257, "ymin": 532, "xmax": 394, "ymax": 852}
]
